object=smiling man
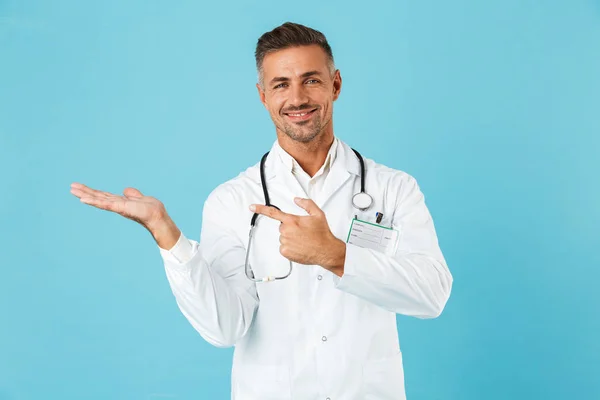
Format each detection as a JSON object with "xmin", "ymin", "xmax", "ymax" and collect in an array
[{"xmin": 71, "ymin": 22, "xmax": 453, "ymax": 400}]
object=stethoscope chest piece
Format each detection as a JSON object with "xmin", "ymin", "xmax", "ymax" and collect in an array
[{"xmin": 352, "ymin": 191, "xmax": 373, "ymax": 210}]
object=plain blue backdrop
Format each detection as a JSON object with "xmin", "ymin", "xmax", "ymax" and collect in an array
[{"xmin": 1, "ymin": 0, "xmax": 599, "ymax": 399}]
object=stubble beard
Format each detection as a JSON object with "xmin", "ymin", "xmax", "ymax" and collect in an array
[
  {"xmin": 276, "ymin": 113, "xmax": 332, "ymax": 144},
  {"xmin": 282, "ymin": 119, "xmax": 322, "ymax": 143}
]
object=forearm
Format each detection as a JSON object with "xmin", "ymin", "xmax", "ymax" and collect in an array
[{"xmin": 162, "ymin": 242, "xmax": 258, "ymax": 347}]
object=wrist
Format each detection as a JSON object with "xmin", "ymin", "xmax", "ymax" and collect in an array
[
  {"xmin": 149, "ymin": 216, "xmax": 181, "ymax": 250},
  {"xmin": 322, "ymin": 238, "xmax": 346, "ymax": 276}
]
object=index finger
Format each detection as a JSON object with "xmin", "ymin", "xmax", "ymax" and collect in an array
[{"xmin": 250, "ymin": 204, "xmax": 292, "ymax": 223}]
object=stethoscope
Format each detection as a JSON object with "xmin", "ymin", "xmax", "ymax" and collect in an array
[{"xmin": 244, "ymin": 148, "xmax": 371, "ymax": 282}]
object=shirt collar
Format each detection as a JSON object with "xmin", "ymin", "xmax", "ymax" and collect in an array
[{"xmin": 275, "ymin": 137, "xmax": 339, "ymax": 177}]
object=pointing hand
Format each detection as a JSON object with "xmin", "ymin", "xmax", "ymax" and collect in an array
[{"xmin": 250, "ymin": 197, "xmax": 346, "ymax": 275}]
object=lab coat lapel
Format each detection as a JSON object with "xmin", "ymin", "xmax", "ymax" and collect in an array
[
  {"xmin": 263, "ymin": 143, "xmax": 306, "ymax": 208},
  {"xmin": 316, "ymin": 141, "xmax": 360, "ymax": 210},
  {"xmin": 278, "ymin": 172, "xmax": 307, "ymax": 203}
]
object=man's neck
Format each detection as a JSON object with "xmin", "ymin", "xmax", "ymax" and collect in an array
[{"xmin": 277, "ymin": 130, "xmax": 335, "ymax": 177}]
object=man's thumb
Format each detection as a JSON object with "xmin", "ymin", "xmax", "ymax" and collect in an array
[
  {"xmin": 123, "ymin": 187, "xmax": 144, "ymax": 198},
  {"xmin": 294, "ymin": 197, "xmax": 321, "ymax": 216}
]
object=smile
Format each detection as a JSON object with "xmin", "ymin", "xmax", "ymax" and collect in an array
[{"xmin": 283, "ymin": 108, "xmax": 317, "ymax": 122}]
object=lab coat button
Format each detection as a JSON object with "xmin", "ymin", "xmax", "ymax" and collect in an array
[
  {"xmin": 321, "ymin": 336, "xmax": 327, "ymax": 342},
  {"xmin": 317, "ymin": 274, "xmax": 323, "ymax": 280}
]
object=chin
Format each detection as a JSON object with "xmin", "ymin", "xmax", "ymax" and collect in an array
[{"xmin": 285, "ymin": 128, "xmax": 321, "ymax": 143}]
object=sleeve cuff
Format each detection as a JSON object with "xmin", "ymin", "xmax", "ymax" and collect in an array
[
  {"xmin": 332, "ymin": 243, "xmax": 363, "ymax": 290},
  {"xmin": 158, "ymin": 231, "xmax": 196, "ymax": 264}
]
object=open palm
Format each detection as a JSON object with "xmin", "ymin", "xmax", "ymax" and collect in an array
[{"xmin": 70, "ymin": 182, "xmax": 166, "ymax": 229}]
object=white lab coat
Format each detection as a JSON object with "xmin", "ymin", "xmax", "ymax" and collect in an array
[{"xmin": 160, "ymin": 138, "xmax": 453, "ymax": 400}]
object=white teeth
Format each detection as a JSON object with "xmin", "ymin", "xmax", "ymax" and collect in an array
[{"xmin": 288, "ymin": 111, "xmax": 311, "ymax": 117}]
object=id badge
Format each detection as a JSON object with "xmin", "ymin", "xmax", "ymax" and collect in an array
[{"xmin": 346, "ymin": 218, "xmax": 399, "ymax": 256}]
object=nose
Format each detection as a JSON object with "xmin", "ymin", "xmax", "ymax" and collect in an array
[{"xmin": 288, "ymin": 82, "xmax": 310, "ymax": 108}]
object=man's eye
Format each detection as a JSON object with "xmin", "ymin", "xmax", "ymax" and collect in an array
[
  {"xmin": 306, "ymin": 79, "xmax": 319, "ymax": 84},
  {"xmin": 274, "ymin": 83, "xmax": 288, "ymax": 89}
]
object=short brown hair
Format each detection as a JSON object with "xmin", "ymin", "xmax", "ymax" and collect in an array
[{"xmin": 255, "ymin": 22, "xmax": 335, "ymax": 86}]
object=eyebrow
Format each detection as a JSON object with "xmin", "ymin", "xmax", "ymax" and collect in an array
[{"xmin": 269, "ymin": 70, "xmax": 322, "ymax": 86}]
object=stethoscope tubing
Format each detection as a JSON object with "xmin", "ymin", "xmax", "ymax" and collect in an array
[{"xmin": 245, "ymin": 146, "xmax": 370, "ymax": 282}]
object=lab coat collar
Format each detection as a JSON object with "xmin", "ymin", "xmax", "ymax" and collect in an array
[
  {"xmin": 264, "ymin": 136, "xmax": 360, "ymax": 181},
  {"xmin": 262, "ymin": 136, "xmax": 360, "ymax": 209}
]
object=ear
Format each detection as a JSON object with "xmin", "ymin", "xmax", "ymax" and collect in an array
[
  {"xmin": 256, "ymin": 83, "xmax": 267, "ymax": 108},
  {"xmin": 332, "ymin": 69, "xmax": 342, "ymax": 101}
]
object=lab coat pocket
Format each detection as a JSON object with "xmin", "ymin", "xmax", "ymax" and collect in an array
[
  {"xmin": 362, "ymin": 351, "xmax": 406, "ymax": 400},
  {"xmin": 234, "ymin": 363, "xmax": 291, "ymax": 400}
]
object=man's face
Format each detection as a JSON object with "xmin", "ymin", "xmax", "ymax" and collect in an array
[{"xmin": 257, "ymin": 45, "xmax": 342, "ymax": 143}]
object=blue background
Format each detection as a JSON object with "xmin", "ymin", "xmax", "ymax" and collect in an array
[{"xmin": 1, "ymin": 0, "xmax": 599, "ymax": 399}]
